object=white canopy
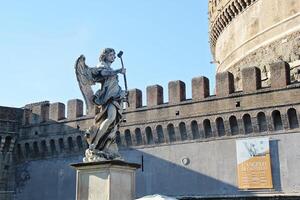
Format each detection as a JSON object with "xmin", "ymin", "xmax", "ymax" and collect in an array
[{"xmin": 136, "ymin": 194, "xmax": 178, "ymax": 200}]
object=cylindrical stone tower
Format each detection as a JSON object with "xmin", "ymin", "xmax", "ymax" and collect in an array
[{"xmin": 209, "ymin": 0, "xmax": 300, "ymax": 89}]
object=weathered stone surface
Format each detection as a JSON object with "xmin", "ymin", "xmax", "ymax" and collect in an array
[
  {"xmin": 242, "ymin": 67, "xmax": 261, "ymax": 93},
  {"xmin": 192, "ymin": 76, "xmax": 209, "ymax": 100},
  {"xmin": 147, "ymin": 85, "xmax": 163, "ymax": 107},
  {"xmin": 216, "ymin": 71, "xmax": 234, "ymax": 97},
  {"xmin": 31, "ymin": 103, "xmax": 50, "ymax": 123},
  {"xmin": 128, "ymin": 89, "xmax": 143, "ymax": 109},
  {"xmin": 270, "ymin": 61, "xmax": 290, "ymax": 89},
  {"xmin": 4, "ymin": 1, "xmax": 300, "ymax": 197},
  {"xmin": 67, "ymin": 99, "xmax": 83, "ymax": 119},
  {"xmin": 71, "ymin": 160, "xmax": 140, "ymax": 200},
  {"xmin": 209, "ymin": 0, "xmax": 300, "ymax": 80},
  {"xmin": 168, "ymin": 80, "xmax": 186, "ymax": 104},
  {"xmin": 49, "ymin": 102, "xmax": 65, "ymax": 121}
]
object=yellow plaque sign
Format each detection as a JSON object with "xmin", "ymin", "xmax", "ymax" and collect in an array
[{"xmin": 236, "ymin": 137, "xmax": 273, "ymax": 189}]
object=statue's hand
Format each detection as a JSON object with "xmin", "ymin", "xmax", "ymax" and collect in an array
[
  {"xmin": 120, "ymin": 90, "xmax": 128, "ymax": 99},
  {"xmin": 89, "ymin": 144, "xmax": 96, "ymax": 150},
  {"xmin": 120, "ymin": 68, "xmax": 126, "ymax": 75}
]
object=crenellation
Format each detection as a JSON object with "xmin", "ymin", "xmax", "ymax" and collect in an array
[
  {"xmin": 270, "ymin": 61, "xmax": 291, "ymax": 89},
  {"xmin": 192, "ymin": 76, "xmax": 210, "ymax": 100},
  {"xmin": 128, "ymin": 89, "xmax": 143, "ymax": 109},
  {"xmin": 49, "ymin": 102, "xmax": 65, "ymax": 121},
  {"xmin": 168, "ymin": 80, "xmax": 186, "ymax": 104},
  {"xmin": 242, "ymin": 67, "xmax": 261, "ymax": 92},
  {"xmin": 67, "ymin": 99, "xmax": 83, "ymax": 120},
  {"xmin": 216, "ymin": 71, "xmax": 234, "ymax": 97},
  {"xmin": 146, "ymin": 85, "xmax": 164, "ymax": 107},
  {"xmin": 25, "ymin": 101, "xmax": 50, "ymax": 124},
  {"xmin": 11, "ymin": 61, "xmax": 300, "ymax": 168}
]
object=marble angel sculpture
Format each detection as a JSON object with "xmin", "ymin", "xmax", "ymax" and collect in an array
[{"xmin": 75, "ymin": 48, "xmax": 127, "ymax": 162}]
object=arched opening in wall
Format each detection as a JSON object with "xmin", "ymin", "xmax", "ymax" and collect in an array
[
  {"xmin": 257, "ymin": 112, "xmax": 267, "ymax": 132},
  {"xmin": 191, "ymin": 121, "xmax": 200, "ymax": 139},
  {"xmin": 59, "ymin": 138, "xmax": 65, "ymax": 152},
  {"xmin": 3, "ymin": 136, "xmax": 12, "ymax": 152},
  {"xmin": 134, "ymin": 128, "xmax": 143, "ymax": 146},
  {"xmin": 68, "ymin": 137, "xmax": 74, "ymax": 151},
  {"xmin": 145, "ymin": 127, "xmax": 154, "ymax": 145},
  {"xmin": 229, "ymin": 116, "xmax": 239, "ymax": 135},
  {"xmin": 216, "ymin": 117, "xmax": 225, "ymax": 137},
  {"xmin": 25, "ymin": 143, "xmax": 30, "ymax": 158},
  {"xmin": 167, "ymin": 124, "xmax": 176, "ymax": 142},
  {"xmin": 50, "ymin": 139, "xmax": 56, "ymax": 154},
  {"xmin": 33, "ymin": 141, "xmax": 39, "ymax": 157},
  {"xmin": 76, "ymin": 136, "xmax": 83, "ymax": 150},
  {"xmin": 115, "ymin": 131, "xmax": 121, "ymax": 146},
  {"xmin": 287, "ymin": 108, "xmax": 299, "ymax": 129},
  {"xmin": 156, "ymin": 125, "xmax": 164, "ymax": 143},
  {"xmin": 125, "ymin": 129, "xmax": 132, "ymax": 147},
  {"xmin": 243, "ymin": 114, "xmax": 253, "ymax": 134},
  {"xmin": 203, "ymin": 119, "xmax": 212, "ymax": 138},
  {"xmin": 179, "ymin": 122, "xmax": 188, "ymax": 141},
  {"xmin": 272, "ymin": 110, "xmax": 283, "ymax": 131},
  {"xmin": 41, "ymin": 140, "xmax": 47, "ymax": 155},
  {"xmin": 16, "ymin": 143, "xmax": 23, "ymax": 160}
]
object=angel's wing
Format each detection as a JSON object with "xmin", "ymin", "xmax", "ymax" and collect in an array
[{"xmin": 75, "ymin": 55, "xmax": 95, "ymax": 116}]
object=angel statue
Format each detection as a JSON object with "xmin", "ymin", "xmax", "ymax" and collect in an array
[{"xmin": 75, "ymin": 48, "xmax": 127, "ymax": 162}]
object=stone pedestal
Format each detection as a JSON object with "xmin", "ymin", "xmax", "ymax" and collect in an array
[{"xmin": 71, "ymin": 160, "xmax": 140, "ymax": 200}]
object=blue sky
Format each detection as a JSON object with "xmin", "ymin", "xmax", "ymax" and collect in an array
[{"xmin": 0, "ymin": 1, "xmax": 214, "ymax": 108}]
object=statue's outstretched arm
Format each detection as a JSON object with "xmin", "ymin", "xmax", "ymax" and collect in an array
[{"xmin": 101, "ymin": 68, "xmax": 125, "ymax": 76}]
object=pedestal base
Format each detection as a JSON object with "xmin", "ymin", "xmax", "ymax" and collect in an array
[{"xmin": 71, "ymin": 160, "xmax": 140, "ymax": 200}]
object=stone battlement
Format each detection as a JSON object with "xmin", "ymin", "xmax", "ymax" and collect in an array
[
  {"xmin": 20, "ymin": 61, "xmax": 291, "ymax": 125},
  {"xmin": 9, "ymin": 61, "xmax": 300, "ymax": 163}
]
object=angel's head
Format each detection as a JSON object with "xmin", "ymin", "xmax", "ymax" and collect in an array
[{"xmin": 99, "ymin": 48, "xmax": 116, "ymax": 64}]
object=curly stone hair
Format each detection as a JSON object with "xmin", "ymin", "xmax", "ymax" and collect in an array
[{"xmin": 99, "ymin": 48, "xmax": 115, "ymax": 62}]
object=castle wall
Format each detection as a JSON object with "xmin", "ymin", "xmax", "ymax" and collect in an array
[
  {"xmin": 14, "ymin": 155, "xmax": 80, "ymax": 200},
  {"xmin": 11, "ymin": 62, "xmax": 300, "ymax": 199},
  {"xmin": 126, "ymin": 131, "xmax": 300, "ymax": 198},
  {"xmin": 13, "ymin": 131, "xmax": 300, "ymax": 199},
  {"xmin": 0, "ymin": 106, "xmax": 23, "ymax": 200}
]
